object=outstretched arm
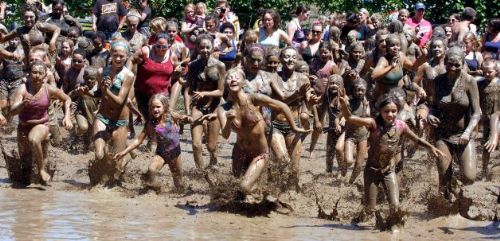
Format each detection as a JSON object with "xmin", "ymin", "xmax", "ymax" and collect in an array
[
  {"xmin": 338, "ymin": 89, "xmax": 374, "ymax": 128},
  {"xmin": 253, "ymin": 93, "xmax": 309, "ymax": 133},
  {"xmin": 114, "ymin": 126, "xmax": 148, "ymax": 160}
]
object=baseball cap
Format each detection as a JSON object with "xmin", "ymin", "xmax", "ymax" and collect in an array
[{"xmin": 415, "ymin": 3, "xmax": 426, "ymax": 10}]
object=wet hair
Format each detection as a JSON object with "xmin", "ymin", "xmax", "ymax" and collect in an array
[
  {"xmin": 388, "ymin": 20, "xmax": 404, "ymax": 34},
  {"xmin": 328, "ymin": 74, "xmax": 344, "ymax": 88},
  {"xmin": 265, "ymin": 46, "xmax": 280, "ymax": 59},
  {"xmin": 61, "ymin": 38, "xmax": 74, "ymax": 52},
  {"xmin": 196, "ymin": 33, "xmax": 214, "ymax": 47},
  {"xmin": 22, "ymin": 3, "xmax": 39, "ymax": 22},
  {"xmin": 262, "ymin": 9, "xmax": 281, "ymax": 31},
  {"xmin": 68, "ymin": 26, "xmax": 81, "ymax": 36},
  {"xmin": 148, "ymin": 94, "xmax": 169, "ymax": 118},
  {"xmin": 375, "ymin": 28, "xmax": 390, "ymax": 43},
  {"xmin": 30, "ymin": 59, "xmax": 46, "ymax": 72},
  {"xmin": 353, "ymin": 78, "xmax": 367, "ymax": 88},
  {"xmin": 328, "ymin": 26, "xmax": 341, "ymax": 42},
  {"xmin": 73, "ymin": 48, "xmax": 87, "ymax": 59},
  {"xmin": 226, "ymin": 67, "xmax": 246, "ymax": 85},
  {"xmin": 155, "ymin": 32, "xmax": 170, "ymax": 42},
  {"xmin": 84, "ymin": 66, "xmax": 99, "ymax": 80},
  {"xmin": 126, "ymin": 11, "xmax": 141, "ymax": 22},
  {"xmin": 93, "ymin": 31, "xmax": 106, "ymax": 43},
  {"xmin": 245, "ymin": 43, "xmax": 266, "ymax": 57},
  {"xmin": 385, "ymin": 33, "xmax": 401, "ymax": 46},
  {"xmin": 319, "ymin": 40, "xmax": 333, "ymax": 52},
  {"xmin": 429, "ymin": 37, "xmax": 446, "ymax": 55},
  {"xmin": 446, "ymin": 46, "xmax": 465, "ymax": 61},
  {"xmin": 432, "ymin": 26, "xmax": 446, "ymax": 39},
  {"xmin": 219, "ymin": 22, "xmax": 235, "ymax": 33},
  {"xmin": 375, "ymin": 93, "xmax": 402, "ymax": 111},
  {"xmin": 280, "ymin": 46, "xmax": 298, "ymax": 58}
]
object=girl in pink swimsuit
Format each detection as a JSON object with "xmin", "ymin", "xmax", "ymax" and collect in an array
[
  {"xmin": 8, "ymin": 60, "xmax": 72, "ymax": 186},
  {"xmin": 338, "ymin": 90, "xmax": 444, "ymax": 227}
]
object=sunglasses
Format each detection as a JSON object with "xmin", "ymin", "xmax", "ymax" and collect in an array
[
  {"xmin": 312, "ymin": 30, "xmax": 322, "ymax": 34},
  {"xmin": 72, "ymin": 59, "xmax": 84, "ymax": 64},
  {"xmin": 154, "ymin": 44, "xmax": 169, "ymax": 50}
]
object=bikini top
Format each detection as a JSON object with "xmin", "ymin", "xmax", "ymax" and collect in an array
[
  {"xmin": 382, "ymin": 62, "xmax": 404, "ymax": 85},
  {"xmin": 224, "ymin": 95, "xmax": 264, "ymax": 129},
  {"xmin": 103, "ymin": 66, "xmax": 132, "ymax": 95}
]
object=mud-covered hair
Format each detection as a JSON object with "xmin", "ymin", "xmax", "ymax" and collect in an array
[{"xmin": 375, "ymin": 93, "xmax": 402, "ymax": 111}]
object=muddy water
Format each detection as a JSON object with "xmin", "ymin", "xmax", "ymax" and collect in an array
[{"xmin": 0, "ymin": 188, "xmax": 497, "ymax": 240}]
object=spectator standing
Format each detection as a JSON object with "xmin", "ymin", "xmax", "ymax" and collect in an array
[
  {"xmin": 405, "ymin": 3, "xmax": 432, "ymax": 47},
  {"xmin": 92, "ymin": 0, "xmax": 128, "ymax": 41}
]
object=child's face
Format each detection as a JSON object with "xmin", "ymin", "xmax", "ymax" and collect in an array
[
  {"xmin": 319, "ymin": 48, "xmax": 331, "ymax": 62},
  {"xmin": 62, "ymin": 42, "xmax": 72, "ymax": 56},
  {"xmin": 266, "ymin": 55, "xmax": 279, "ymax": 73},
  {"xmin": 84, "ymin": 74, "xmax": 98, "ymax": 89},
  {"xmin": 150, "ymin": 99, "xmax": 165, "ymax": 119},
  {"xmin": 352, "ymin": 48, "xmax": 363, "ymax": 61},
  {"xmin": 72, "ymin": 53, "xmax": 85, "ymax": 69},
  {"xmin": 353, "ymin": 84, "xmax": 366, "ymax": 98},
  {"xmin": 380, "ymin": 102, "xmax": 398, "ymax": 124},
  {"xmin": 482, "ymin": 65, "xmax": 497, "ymax": 80},
  {"xmin": 93, "ymin": 38, "xmax": 103, "ymax": 51}
]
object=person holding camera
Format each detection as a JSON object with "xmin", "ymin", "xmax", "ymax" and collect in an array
[
  {"xmin": 214, "ymin": 0, "xmax": 239, "ymax": 41},
  {"xmin": 404, "ymin": 3, "xmax": 432, "ymax": 47}
]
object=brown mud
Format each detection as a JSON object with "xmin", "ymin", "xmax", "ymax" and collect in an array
[{"xmin": 0, "ymin": 124, "xmax": 499, "ymax": 239}]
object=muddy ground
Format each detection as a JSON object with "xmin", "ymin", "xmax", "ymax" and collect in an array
[{"xmin": 0, "ymin": 124, "xmax": 499, "ymax": 239}]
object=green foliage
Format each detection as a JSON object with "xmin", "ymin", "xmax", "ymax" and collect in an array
[{"xmin": 1, "ymin": 0, "xmax": 498, "ymax": 32}]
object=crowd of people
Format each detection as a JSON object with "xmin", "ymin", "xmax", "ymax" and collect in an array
[{"xmin": 0, "ymin": 0, "xmax": 498, "ymax": 226}]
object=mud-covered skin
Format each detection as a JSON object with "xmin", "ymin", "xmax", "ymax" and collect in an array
[
  {"xmin": 430, "ymin": 48, "xmax": 482, "ymax": 198},
  {"xmin": 186, "ymin": 38, "xmax": 226, "ymax": 170}
]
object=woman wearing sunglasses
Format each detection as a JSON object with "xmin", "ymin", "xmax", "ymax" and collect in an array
[{"xmin": 133, "ymin": 32, "xmax": 183, "ymax": 120}]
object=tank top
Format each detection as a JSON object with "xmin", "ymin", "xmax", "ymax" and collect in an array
[
  {"xmin": 464, "ymin": 52, "xmax": 479, "ymax": 71},
  {"xmin": 135, "ymin": 50, "xmax": 174, "ymax": 96},
  {"xmin": 19, "ymin": 83, "xmax": 50, "ymax": 124},
  {"xmin": 219, "ymin": 39, "xmax": 238, "ymax": 62},
  {"xmin": 258, "ymin": 28, "xmax": 281, "ymax": 48}
]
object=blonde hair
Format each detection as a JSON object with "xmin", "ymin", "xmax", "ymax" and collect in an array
[
  {"xmin": 463, "ymin": 32, "xmax": 481, "ymax": 51},
  {"xmin": 150, "ymin": 17, "xmax": 168, "ymax": 34},
  {"xmin": 148, "ymin": 94, "xmax": 170, "ymax": 118}
]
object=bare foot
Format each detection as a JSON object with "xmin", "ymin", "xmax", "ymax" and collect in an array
[{"xmin": 40, "ymin": 170, "xmax": 51, "ymax": 186}]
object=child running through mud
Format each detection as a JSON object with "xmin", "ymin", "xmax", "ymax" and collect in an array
[
  {"xmin": 114, "ymin": 94, "xmax": 192, "ymax": 192},
  {"xmin": 217, "ymin": 68, "xmax": 309, "ymax": 202},
  {"xmin": 338, "ymin": 90, "xmax": 445, "ymax": 230}
]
